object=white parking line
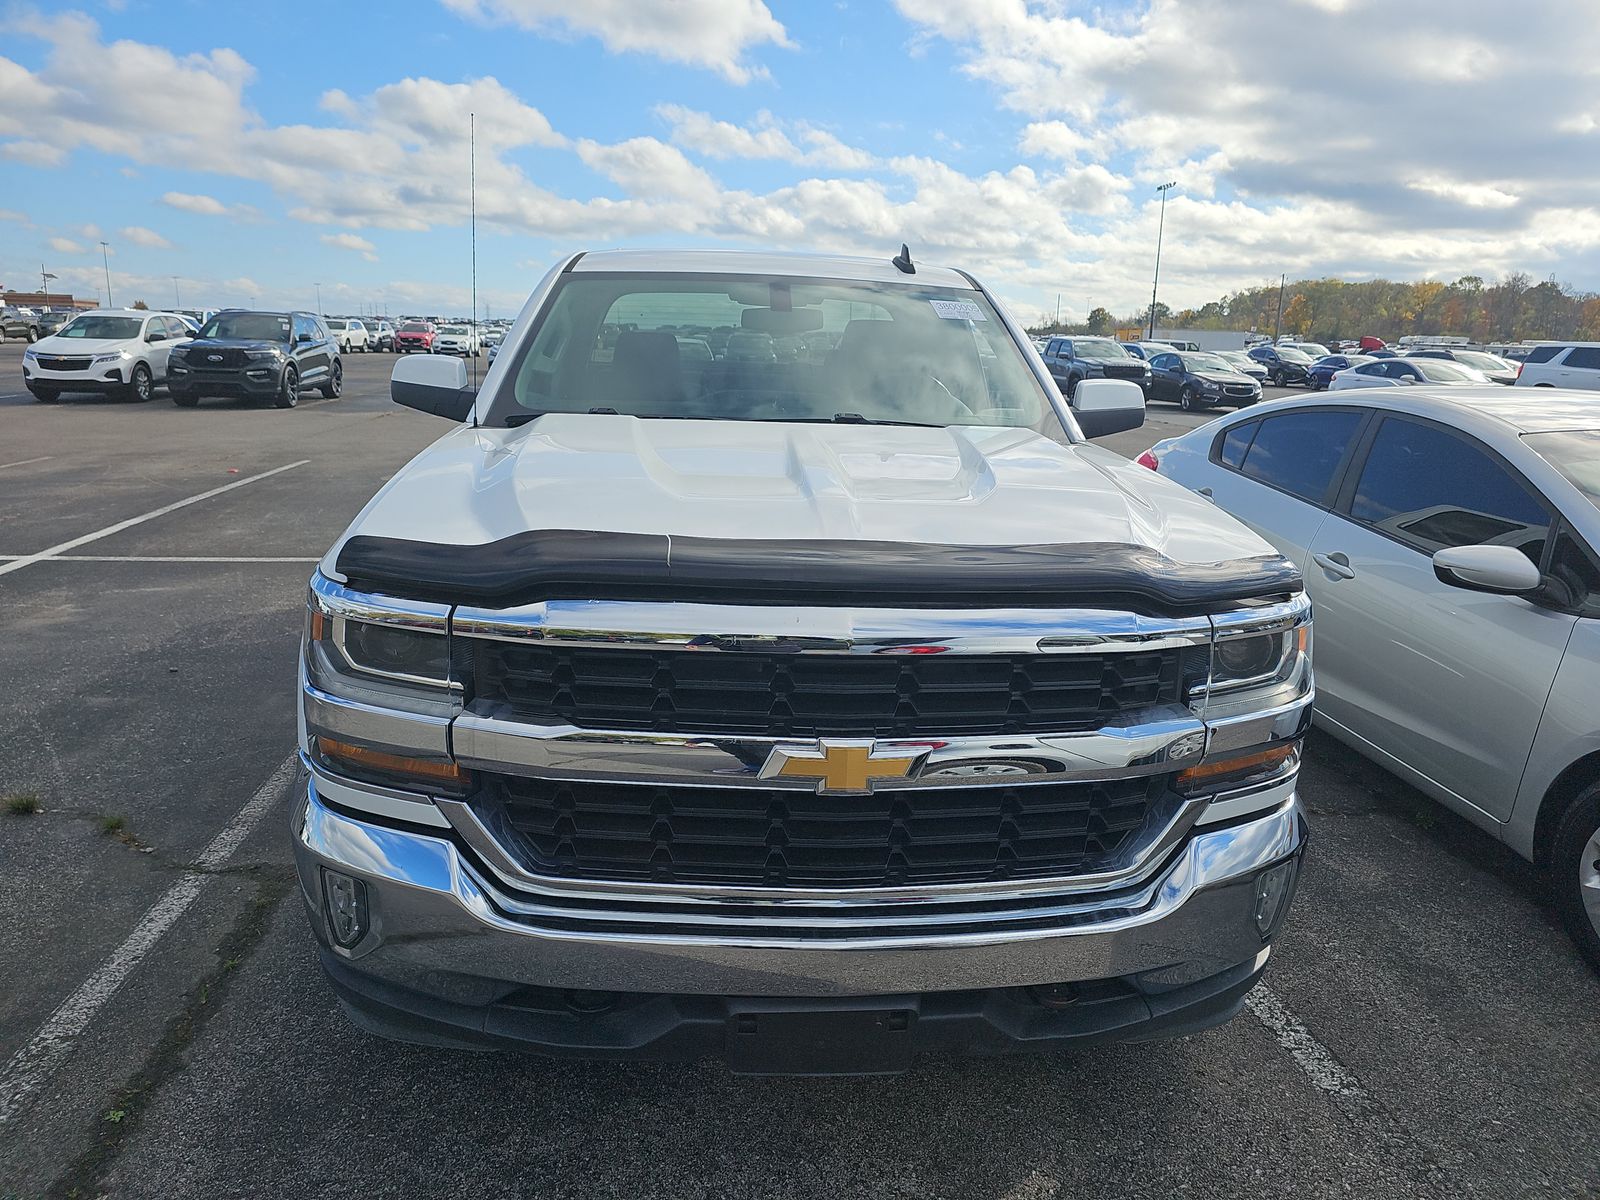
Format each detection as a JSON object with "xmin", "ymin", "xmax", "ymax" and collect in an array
[
  {"xmin": 0, "ymin": 455, "xmax": 53, "ymax": 471},
  {"xmin": 0, "ymin": 754, "xmax": 299, "ymax": 1129},
  {"xmin": 0, "ymin": 555, "xmax": 320, "ymax": 563},
  {"xmin": 1246, "ymin": 985, "xmax": 1371, "ymax": 1104},
  {"xmin": 0, "ymin": 460, "xmax": 309, "ymax": 579}
]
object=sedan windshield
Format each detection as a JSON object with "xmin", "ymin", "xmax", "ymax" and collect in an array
[
  {"xmin": 439, "ymin": 326, "xmax": 468, "ymax": 335},
  {"xmin": 1277, "ymin": 348, "xmax": 1313, "ymax": 364},
  {"xmin": 1523, "ymin": 430, "xmax": 1600, "ymax": 508},
  {"xmin": 200, "ymin": 312, "xmax": 292, "ymax": 342},
  {"xmin": 56, "ymin": 316, "xmax": 141, "ymax": 340},
  {"xmin": 1452, "ymin": 350, "xmax": 1513, "ymax": 372},
  {"xmin": 400, "ymin": 323, "xmax": 430, "ymax": 333},
  {"xmin": 1411, "ymin": 359, "xmax": 1479, "ymax": 382},
  {"xmin": 490, "ymin": 273, "xmax": 1063, "ymax": 437},
  {"xmin": 1183, "ymin": 353, "xmax": 1234, "ymax": 373},
  {"xmin": 1074, "ymin": 338, "xmax": 1130, "ymax": 361}
]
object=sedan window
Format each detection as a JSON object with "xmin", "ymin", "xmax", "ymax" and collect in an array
[
  {"xmin": 1237, "ymin": 409, "xmax": 1365, "ymax": 504},
  {"xmin": 1350, "ymin": 418, "xmax": 1551, "ymax": 561}
]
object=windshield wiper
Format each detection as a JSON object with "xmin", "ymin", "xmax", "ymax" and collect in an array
[{"xmin": 794, "ymin": 413, "xmax": 946, "ymax": 428}]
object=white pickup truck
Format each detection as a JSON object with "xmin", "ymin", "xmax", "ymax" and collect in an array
[{"xmin": 293, "ymin": 249, "xmax": 1312, "ymax": 1074}]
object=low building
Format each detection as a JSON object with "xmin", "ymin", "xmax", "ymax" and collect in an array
[{"xmin": 2, "ymin": 290, "xmax": 98, "ymax": 311}]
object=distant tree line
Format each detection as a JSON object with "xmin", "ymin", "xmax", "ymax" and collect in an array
[{"xmin": 1027, "ymin": 274, "xmax": 1600, "ymax": 344}]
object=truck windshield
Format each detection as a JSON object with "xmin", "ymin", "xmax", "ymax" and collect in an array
[{"xmin": 487, "ymin": 274, "xmax": 1065, "ymax": 438}]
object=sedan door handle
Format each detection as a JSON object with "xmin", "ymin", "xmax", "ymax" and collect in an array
[{"xmin": 1313, "ymin": 551, "xmax": 1356, "ymax": 579}]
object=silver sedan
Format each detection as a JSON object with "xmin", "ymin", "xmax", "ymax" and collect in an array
[{"xmin": 1139, "ymin": 386, "xmax": 1600, "ymax": 969}]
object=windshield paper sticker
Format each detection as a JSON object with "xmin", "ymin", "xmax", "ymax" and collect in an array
[{"xmin": 929, "ymin": 299, "xmax": 986, "ymax": 321}]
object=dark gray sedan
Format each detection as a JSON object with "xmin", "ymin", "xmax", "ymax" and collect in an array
[{"xmin": 1147, "ymin": 350, "xmax": 1263, "ymax": 410}]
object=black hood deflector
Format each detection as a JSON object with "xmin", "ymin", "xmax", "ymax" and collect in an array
[{"xmin": 335, "ymin": 530, "xmax": 1302, "ymax": 617}]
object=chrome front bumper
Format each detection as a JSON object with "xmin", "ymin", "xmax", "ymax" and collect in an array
[{"xmin": 293, "ymin": 771, "xmax": 1306, "ymax": 999}]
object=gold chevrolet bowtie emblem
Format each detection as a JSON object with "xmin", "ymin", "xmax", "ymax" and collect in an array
[{"xmin": 760, "ymin": 739, "xmax": 928, "ymax": 795}]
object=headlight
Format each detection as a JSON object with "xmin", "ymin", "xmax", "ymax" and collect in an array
[
  {"xmin": 1202, "ymin": 379, "xmax": 1220, "ymax": 390},
  {"xmin": 1193, "ymin": 597, "xmax": 1312, "ymax": 711},
  {"xmin": 23, "ymin": 348, "xmax": 38, "ymax": 360},
  {"xmin": 303, "ymin": 574, "xmax": 468, "ymax": 793},
  {"xmin": 244, "ymin": 349, "xmax": 280, "ymax": 361},
  {"xmin": 92, "ymin": 350, "xmax": 131, "ymax": 364}
]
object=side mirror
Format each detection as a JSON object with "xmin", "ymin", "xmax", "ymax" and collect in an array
[
  {"xmin": 146, "ymin": 331, "xmax": 163, "ymax": 343},
  {"xmin": 392, "ymin": 353, "xmax": 476, "ymax": 421},
  {"xmin": 297, "ymin": 332, "xmax": 313, "ymax": 344},
  {"xmin": 1432, "ymin": 544, "xmax": 1541, "ymax": 595},
  {"xmin": 1071, "ymin": 378, "xmax": 1145, "ymax": 438}
]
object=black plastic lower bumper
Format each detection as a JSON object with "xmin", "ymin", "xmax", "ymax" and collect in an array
[
  {"xmin": 320, "ymin": 948, "xmax": 1268, "ymax": 1076},
  {"xmin": 168, "ymin": 370, "xmax": 279, "ymax": 398}
]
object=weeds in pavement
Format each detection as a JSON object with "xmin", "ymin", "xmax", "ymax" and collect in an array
[
  {"xmin": 5, "ymin": 792, "xmax": 43, "ymax": 815},
  {"xmin": 100, "ymin": 814, "xmax": 127, "ymax": 835}
]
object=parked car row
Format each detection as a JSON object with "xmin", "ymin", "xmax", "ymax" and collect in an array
[{"xmin": 19, "ymin": 306, "xmax": 345, "ymax": 408}]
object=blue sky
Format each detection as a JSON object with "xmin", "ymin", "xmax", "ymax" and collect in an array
[{"xmin": 4, "ymin": 0, "xmax": 1599, "ymax": 323}]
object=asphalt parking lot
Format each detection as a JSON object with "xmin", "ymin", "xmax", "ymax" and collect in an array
[{"xmin": 1, "ymin": 341, "xmax": 1596, "ymax": 1199}]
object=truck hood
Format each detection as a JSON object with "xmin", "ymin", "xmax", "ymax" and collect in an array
[
  {"xmin": 326, "ymin": 415, "xmax": 1286, "ymax": 600},
  {"xmin": 33, "ymin": 334, "xmax": 137, "ymax": 355}
]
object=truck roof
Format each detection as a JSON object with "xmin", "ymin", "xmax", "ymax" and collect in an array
[{"xmin": 569, "ymin": 248, "xmax": 976, "ymax": 290}]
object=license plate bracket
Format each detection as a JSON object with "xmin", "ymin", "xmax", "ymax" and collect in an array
[{"xmin": 725, "ymin": 1005, "xmax": 915, "ymax": 1076}]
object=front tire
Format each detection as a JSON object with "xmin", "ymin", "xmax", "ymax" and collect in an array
[
  {"xmin": 1271, "ymin": 369, "xmax": 1286, "ymax": 387},
  {"xmin": 1553, "ymin": 783, "xmax": 1600, "ymax": 973},
  {"xmin": 274, "ymin": 366, "xmax": 299, "ymax": 409},
  {"xmin": 319, "ymin": 360, "xmax": 343, "ymax": 399},
  {"xmin": 171, "ymin": 390, "xmax": 200, "ymax": 408},
  {"xmin": 1179, "ymin": 385, "xmax": 1199, "ymax": 411},
  {"xmin": 126, "ymin": 363, "xmax": 154, "ymax": 403},
  {"xmin": 25, "ymin": 326, "xmax": 40, "ymax": 343}
]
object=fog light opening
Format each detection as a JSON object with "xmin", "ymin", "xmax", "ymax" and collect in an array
[
  {"xmin": 321, "ymin": 868, "xmax": 370, "ymax": 948},
  {"xmin": 1253, "ymin": 859, "xmax": 1298, "ymax": 939}
]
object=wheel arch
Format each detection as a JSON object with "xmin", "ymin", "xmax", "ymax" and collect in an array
[{"xmin": 1533, "ymin": 750, "xmax": 1600, "ymax": 867}]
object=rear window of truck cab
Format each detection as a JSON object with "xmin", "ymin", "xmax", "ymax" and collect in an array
[{"xmin": 488, "ymin": 274, "xmax": 1066, "ymax": 439}]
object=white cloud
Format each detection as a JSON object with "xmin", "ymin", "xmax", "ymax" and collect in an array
[
  {"xmin": 321, "ymin": 232, "xmax": 379, "ymax": 261},
  {"xmin": 2, "ymin": 139, "xmax": 66, "ymax": 166},
  {"xmin": 161, "ymin": 191, "xmax": 229, "ymax": 216},
  {"xmin": 439, "ymin": 0, "xmax": 791, "ymax": 83},
  {"xmin": 121, "ymin": 225, "xmax": 174, "ymax": 248},
  {"xmin": 47, "ymin": 236, "xmax": 86, "ymax": 253},
  {"xmin": 655, "ymin": 105, "xmax": 873, "ymax": 169}
]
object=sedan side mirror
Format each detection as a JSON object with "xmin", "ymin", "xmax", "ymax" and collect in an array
[
  {"xmin": 392, "ymin": 352, "xmax": 476, "ymax": 421},
  {"xmin": 1071, "ymin": 378, "xmax": 1145, "ymax": 438},
  {"xmin": 1432, "ymin": 544, "xmax": 1541, "ymax": 595}
]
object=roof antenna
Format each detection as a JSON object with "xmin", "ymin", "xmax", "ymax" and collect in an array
[
  {"xmin": 892, "ymin": 243, "xmax": 915, "ymax": 275},
  {"xmin": 469, "ymin": 111, "xmax": 478, "ymax": 425}
]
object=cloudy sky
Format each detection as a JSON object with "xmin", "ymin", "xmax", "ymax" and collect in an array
[{"xmin": 3, "ymin": 0, "xmax": 1598, "ymax": 322}]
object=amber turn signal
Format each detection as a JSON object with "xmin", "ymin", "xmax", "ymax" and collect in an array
[
  {"xmin": 1176, "ymin": 743, "xmax": 1298, "ymax": 792},
  {"xmin": 314, "ymin": 737, "xmax": 467, "ymax": 787}
]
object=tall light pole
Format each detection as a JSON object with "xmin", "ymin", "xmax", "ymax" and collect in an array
[
  {"xmin": 100, "ymin": 241, "xmax": 113, "ymax": 308},
  {"xmin": 314, "ymin": 282, "xmax": 322, "ymax": 314},
  {"xmin": 1148, "ymin": 181, "xmax": 1177, "ymax": 339},
  {"xmin": 40, "ymin": 265, "xmax": 57, "ymax": 298},
  {"xmin": 171, "ymin": 276, "xmax": 181, "ymax": 308},
  {"xmin": 1273, "ymin": 273, "xmax": 1287, "ymax": 342}
]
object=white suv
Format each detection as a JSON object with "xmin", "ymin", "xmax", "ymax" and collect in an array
[
  {"xmin": 1515, "ymin": 343, "xmax": 1600, "ymax": 390},
  {"xmin": 326, "ymin": 318, "xmax": 371, "ymax": 354},
  {"xmin": 23, "ymin": 309, "xmax": 191, "ymax": 403}
]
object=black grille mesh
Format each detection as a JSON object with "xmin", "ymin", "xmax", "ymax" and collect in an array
[
  {"xmin": 493, "ymin": 774, "xmax": 1166, "ymax": 887},
  {"xmin": 472, "ymin": 645, "xmax": 1183, "ymax": 737}
]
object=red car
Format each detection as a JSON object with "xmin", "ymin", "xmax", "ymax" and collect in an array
[{"xmin": 393, "ymin": 321, "xmax": 436, "ymax": 353}]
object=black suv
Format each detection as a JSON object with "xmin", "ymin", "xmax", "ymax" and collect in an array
[
  {"xmin": 1246, "ymin": 344, "xmax": 1314, "ymax": 387},
  {"xmin": 1038, "ymin": 336, "xmax": 1151, "ymax": 396},
  {"xmin": 168, "ymin": 310, "xmax": 342, "ymax": 408}
]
